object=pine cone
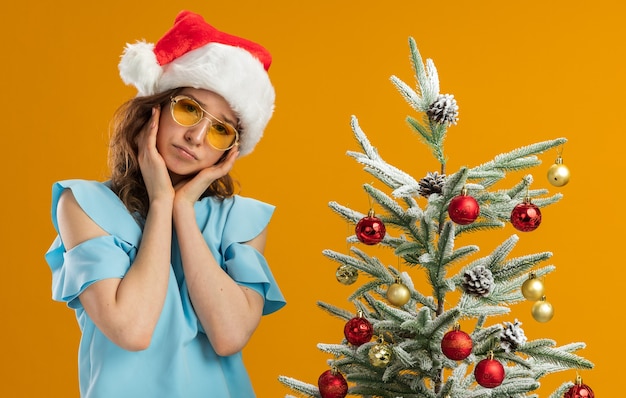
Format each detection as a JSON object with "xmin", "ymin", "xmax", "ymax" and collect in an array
[
  {"xmin": 500, "ymin": 319, "xmax": 527, "ymax": 353},
  {"xmin": 418, "ymin": 171, "xmax": 446, "ymax": 197},
  {"xmin": 462, "ymin": 265, "xmax": 494, "ymax": 297},
  {"xmin": 426, "ymin": 93, "xmax": 459, "ymax": 125}
]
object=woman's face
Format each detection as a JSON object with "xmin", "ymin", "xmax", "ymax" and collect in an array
[{"xmin": 156, "ymin": 88, "xmax": 238, "ymax": 184}]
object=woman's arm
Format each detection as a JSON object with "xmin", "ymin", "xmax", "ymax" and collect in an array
[
  {"xmin": 58, "ymin": 107, "xmax": 174, "ymax": 351},
  {"xmin": 57, "ymin": 190, "xmax": 173, "ymax": 351},
  {"xmin": 172, "ymin": 146, "xmax": 264, "ymax": 356},
  {"xmin": 172, "ymin": 201, "xmax": 265, "ymax": 357}
]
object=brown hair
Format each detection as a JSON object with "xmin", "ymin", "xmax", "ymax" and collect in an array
[{"xmin": 108, "ymin": 88, "xmax": 237, "ymax": 220}]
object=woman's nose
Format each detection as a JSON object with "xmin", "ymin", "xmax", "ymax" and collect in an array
[{"xmin": 185, "ymin": 119, "xmax": 211, "ymax": 144}]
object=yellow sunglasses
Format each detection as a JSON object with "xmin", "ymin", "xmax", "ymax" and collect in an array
[{"xmin": 170, "ymin": 95, "xmax": 239, "ymax": 151}]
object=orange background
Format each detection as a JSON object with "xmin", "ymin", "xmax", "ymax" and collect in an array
[{"xmin": 2, "ymin": 0, "xmax": 622, "ymax": 396}]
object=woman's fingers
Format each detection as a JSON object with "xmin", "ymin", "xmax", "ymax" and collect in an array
[
  {"xmin": 174, "ymin": 147, "xmax": 240, "ymax": 203},
  {"xmin": 147, "ymin": 106, "xmax": 160, "ymax": 145},
  {"xmin": 138, "ymin": 106, "xmax": 174, "ymax": 202},
  {"xmin": 139, "ymin": 106, "xmax": 160, "ymax": 152},
  {"xmin": 206, "ymin": 146, "xmax": 239, "ymax": 179}
]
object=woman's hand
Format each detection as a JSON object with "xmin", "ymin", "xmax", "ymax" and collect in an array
[
  {"xmin": 137, "ymin": 106, "xmax": 175, "ymax": 204},
  {"xmin": 173, "ymin": 146, "xmax": 240, "ymax": 205}
]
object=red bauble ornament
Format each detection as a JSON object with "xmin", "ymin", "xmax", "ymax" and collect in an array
[
  {"xmin": 474, "ymin": 355, "xmax": 505, "ymax": 388},
  {"xmin": 510, "ymin": 199, "xmax": 542, "ymax": 232},
  {"xmin": 344, "ymin": 313, "xmax": 374, "ymax": 346},
  {"xmin": 441, "ymin": 327, "xmax": 473, "ymax": 360},
  {"xmin": 448, "ymin": 189, "xmax": 480, "ymax": 225},
  {"xmin": 355, "ymin": 210, "xmax": 386, "ymax": 245},
  {"xmin": 318, "ymin": 369, "xmax": 348, "ymax": 398},
  {"xmin": 564, "ymin": 376, "xmax": 595, "ymax": 398},
  {"xmin": 565, "ymin": 384, "xmax": 595, "ymax": 398}
]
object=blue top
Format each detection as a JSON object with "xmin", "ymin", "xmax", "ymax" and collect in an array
[{"xmin": 45, "ymin": 180, "xmax": 286, "ymax": 398}]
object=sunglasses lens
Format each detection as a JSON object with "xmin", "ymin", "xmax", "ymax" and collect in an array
[
  {"xmin": 172, "ymin": 98, "xmax": 203, "ymax": 126},
  {"xmin": 207, "ymin": 124, "xmax": 237, "ymax": 150}
]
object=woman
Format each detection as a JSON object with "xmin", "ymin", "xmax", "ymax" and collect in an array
[{"xmin": 45, "ymin": 10, "xmax": 285, "ymax": 397}]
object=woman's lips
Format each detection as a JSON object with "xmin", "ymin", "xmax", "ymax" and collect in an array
[{"xmin": 174, "ymin": 145, "xmax": 198, "ymax": 160}]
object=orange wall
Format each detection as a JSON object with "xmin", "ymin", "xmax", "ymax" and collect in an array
[{"xmin": 3, "ymin": 0, "xmax": 622, "ymax": 396}]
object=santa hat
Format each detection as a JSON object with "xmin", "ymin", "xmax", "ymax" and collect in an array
[{"xmin": 119, "ymin": 10, "xmax": 275, "ymax": 156}]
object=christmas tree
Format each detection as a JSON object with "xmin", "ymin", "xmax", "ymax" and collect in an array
[{"xmin": 278, "ymin": 38, "xmax": 594, "ymax": 398}]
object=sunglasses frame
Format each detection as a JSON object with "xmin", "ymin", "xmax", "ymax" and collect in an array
[{"xmin": 169, "ymin": 95, "xmax": 239, "ymax": 151}]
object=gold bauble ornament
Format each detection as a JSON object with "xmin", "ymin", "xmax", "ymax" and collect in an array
[
  {"xmin": 521, "ymin": 274, "xmax": 544, "ymax": 301},
  {"xmin": 531, "ymin": 296, "xmax": 554, "ymax": 322},
  {"xmin": 386, "ymin": 280, "xmax": 411, "ymax": 306},
  {"xmin": 368, "ymin": 339, "xmax": 393, "ymax": 367},
  {"xmin": 547, "ymin": 156, "xmax": 570, "ymax": 187},
  {"xmin": 336, "ymin": 265, "xmax": 358, "ymax": 285}
]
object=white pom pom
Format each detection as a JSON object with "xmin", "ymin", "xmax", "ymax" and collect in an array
[{"xmin": 118, "ymin": 41, "xmax": 162, "ymax": 96}]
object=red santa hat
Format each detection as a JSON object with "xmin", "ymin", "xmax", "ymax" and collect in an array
[{"xmin": 119, "ymin": 10, "xmax": 275, "ymax": 156}]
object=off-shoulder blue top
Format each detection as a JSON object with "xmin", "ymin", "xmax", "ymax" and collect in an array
[{"xmin": 44, "ymin": 180, "xmax": 285, "ymax": 398}]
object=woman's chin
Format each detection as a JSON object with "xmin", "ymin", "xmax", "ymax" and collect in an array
[{"xmin": 168, "ymin": 170, "xmax": 199, "ymax": 185}]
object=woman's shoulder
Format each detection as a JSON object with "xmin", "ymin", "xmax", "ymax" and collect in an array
[
  {"xmin": 199, "ymin": 194, "xmax": 275, "ymax": 215},
  {"xmin": 50, "ymin": 179, "xmax": 141, "ymax": 244},
  {"xmin": 52, "ymin": 179, "xmax": 116, "ymax": 201},
  {"xmin": 53, "ymin": 178, "xmax": 109, "ymax": 191},
  {"xmin": 230, "ymin": 194, "xmax": 274, "ymax": 211},
  {"xmin": 51, "ymin": 179, "xmax": 123, "ymax": 215},
  {"xmin": 196, "ymin": 194, "xmax": 275, "ymax": 243}
]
